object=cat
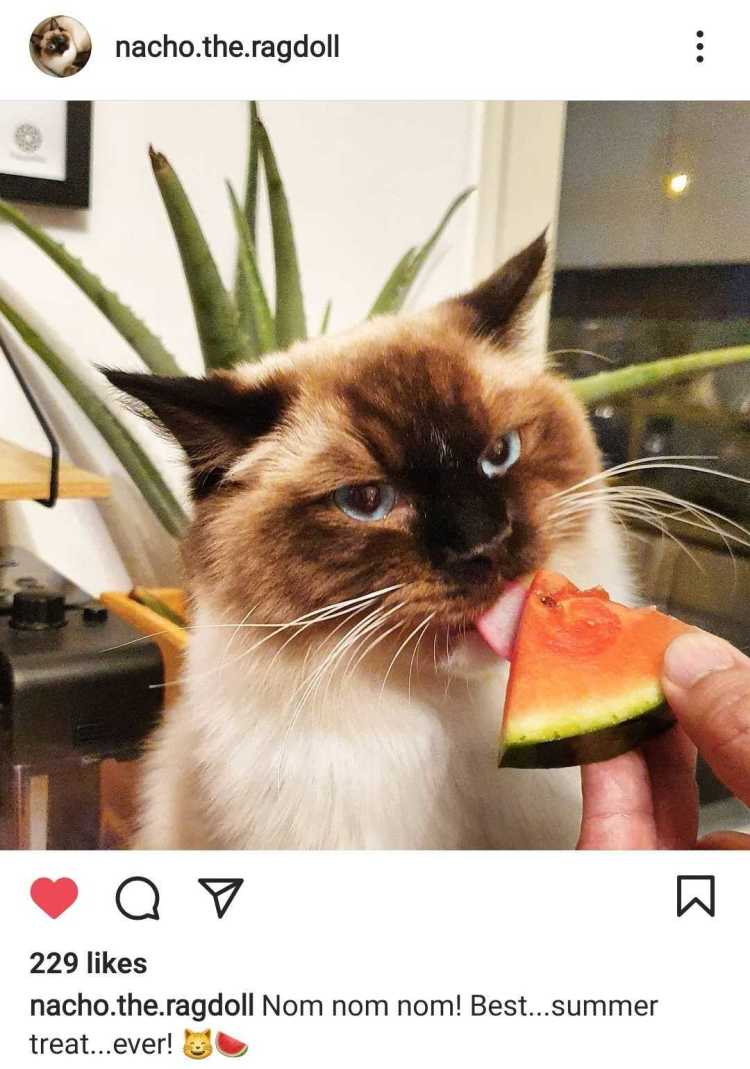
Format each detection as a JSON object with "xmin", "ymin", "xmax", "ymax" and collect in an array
[
  {"xmin": 183, "ymin": 1029, "xmax": 212, "ymax": 1060},
  {"xmin": 30, "ymin": 17, "xmax": 91, "ymax": 78},
  {"xmin": 106, "ymin": 233, "xmax": 635, "ymax": 850}
]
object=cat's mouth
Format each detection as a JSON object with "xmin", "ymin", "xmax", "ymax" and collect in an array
[
  {"xmin": 432, "ymin": 579, "xmax": 529, "ymax": 665},
  {"xmin": 474, "ymin": 579, "xmax": 529, "ymax": 659}
]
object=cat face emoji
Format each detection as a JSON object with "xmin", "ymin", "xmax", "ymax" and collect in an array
[{"xmin": 183, "ymin": 1029, "xmax": 212, "ymax": 1059}]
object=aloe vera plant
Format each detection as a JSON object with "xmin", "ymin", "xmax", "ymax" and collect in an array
[{"xmin": 0, "ymin": 101, "xmax": 749, "ymax": 545}]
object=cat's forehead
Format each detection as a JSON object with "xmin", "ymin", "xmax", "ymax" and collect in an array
[
  {"xmin": 336, "ymin": 342, "xmax": 489, "ymax": 469},
  {"xmin": 229, "ymin": 310, "xmax": 547, "ymax": 480}
]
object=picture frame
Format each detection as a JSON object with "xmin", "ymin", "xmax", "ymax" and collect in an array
[{"xmin": 0, "ymin": 101, "xmax": 91, "ymax": 208}]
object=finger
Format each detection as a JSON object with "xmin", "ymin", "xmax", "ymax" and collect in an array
[
  {"xmin": 578, "ymin": 748, "xmax": 657, "ymax": 849},
  {"xmin": 697, "ymin": 831, "xmax": 750, "ymax": 850},
  {"xmin": 662, "ymin": 632, "xmax": 750, "ymax": 807},
  {"xmin": 641, "ymin": 726, "xmax": 698, "ymax": 849}
]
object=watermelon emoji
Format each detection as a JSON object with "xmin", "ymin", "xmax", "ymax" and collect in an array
[
  {"xmin": 216, "ymin": 1032, "xmax": 248, "ymax": 1058},
  {"xmin": 479, "ymin": 570, "xmax": 693, "ymax": 769}
]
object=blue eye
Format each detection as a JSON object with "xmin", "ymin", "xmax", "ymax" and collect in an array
[
  {"xmin": 480, "ymin": 430, "xmax": 521, "ymax": 478},
  {"xmin": 333, "ymin": 482, "xmax": 396, "ymax": 521}
]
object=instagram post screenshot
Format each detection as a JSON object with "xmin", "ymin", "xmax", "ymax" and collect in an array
[{"xmin": 0, "ymin": 2, "xmax": 749, "ymax": 1065}]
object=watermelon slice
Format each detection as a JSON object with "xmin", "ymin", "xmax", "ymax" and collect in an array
[
  {"xmin": 216, "ymin": 1032, "xmax": 248, "ymax": 1058},
  {"xmin": 497, "ymin": 570, "xmax": 693, "ymax": 769}
]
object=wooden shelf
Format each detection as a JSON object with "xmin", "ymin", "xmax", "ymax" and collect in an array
[{"xmin": 0, "ymin": 438, "xmax": 110, "ymax": 501}]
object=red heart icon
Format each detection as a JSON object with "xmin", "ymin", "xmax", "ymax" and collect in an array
[{"xmin": 30, "ymin": 877, "xmax": 78, "ymax": 919}]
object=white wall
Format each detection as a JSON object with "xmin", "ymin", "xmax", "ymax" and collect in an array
[
  {"xmin": 474, "ymin": 102, "xmax": 566, "ymax": 349},
  {"xmin": 0, "ymin": 101, "xmax": 482, "ymax": 592}
]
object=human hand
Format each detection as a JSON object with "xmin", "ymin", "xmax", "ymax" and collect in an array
[{"xmin": 577, "ymin": 630, "xmax": 750, "ymax": 850}]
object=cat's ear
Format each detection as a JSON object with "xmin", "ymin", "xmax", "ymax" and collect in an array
[
  {"xmin": 48, "ymin": 17, "xmax": 60, "ymax": 29},
  {"xmin": 184, "ymin": 1030, "xmax": 190, "ymax": 1040},
  {"xmin": 103, "ymin": 370, "xmax": 291, "ymax": 498},
  {"xmin": 203, "ymin": 1030, "xmax": 211, "ymax": 1040},
  {"xmin": 30, "ymin": 33, "xmax": 43, "ymax": 45},
  {"xmin": 450, "ymin": 230, "xmax": 548, "ymax": 350}
]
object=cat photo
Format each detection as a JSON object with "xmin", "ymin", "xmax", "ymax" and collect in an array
[
  {"xmin": 107, "ymin": 233, "xmax": 634, "ymax": 851},
  {"xmin": 183, "ymin": 1029, "xmax": 212, "ymax": 1060},
  {"xmin": 30, "ymin": 16, "xmax": 92, "ymax": 78}
]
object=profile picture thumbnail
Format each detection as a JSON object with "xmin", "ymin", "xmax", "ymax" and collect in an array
[{"xmin": 30, "ymin": 15, "xmax": 91, "ymax": 78}]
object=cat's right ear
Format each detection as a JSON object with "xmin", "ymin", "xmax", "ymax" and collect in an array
[
  {"xmin": 449, "ymin": 230, "xmax": 548, "ymax": 351},
  {"xmin": 103, "ymin": 370, "xmax": 292, "ymax": 498}
]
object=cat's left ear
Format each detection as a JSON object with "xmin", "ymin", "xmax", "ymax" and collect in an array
[
  {"xmin": 103, "ymin": 369, "xmax": 292, "ymax": 499},
  {"xmin": 449, "ymin": 230, "xmax": 548, "ymax": 354}
]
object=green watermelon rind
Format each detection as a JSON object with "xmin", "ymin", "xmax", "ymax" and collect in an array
[
  {"xmin": 215, "ymin": 1032, "xmax": 248, "ymax": 1058},
  {"xmin": 503, "ymin": 680, "xmax": 666, "ymax": 749},
  {"xmin": 500, "ymin": 702, "xmax": 674, "ymax": 769}
]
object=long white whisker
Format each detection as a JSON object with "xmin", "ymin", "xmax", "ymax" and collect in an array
[
  {"xmin": 288, "ymin": 605, "xmax": 394, "ymax": 702},
  {"xmin": 408, "ymin": 617, "xmax": 434, "ymax": 702},
  {"xmin": 548, "ymin": 495, "xmax": 706, "ymax": 572},
  {"xmin": 158, "ymin": 584, "xmax": 406, "ymax": 690},
  {"xmin": 546, "ymin": 347, "xmax": 616, "ymax": 364},
  {"xmin": 546, "ymin": 455, "xmax": 720, "ymax": 501},
  {"xmin": 318, "ymin": 609, "xmax": 401, "ymax": 707},
  {"xmin": 379, "ymin": 613, "xmax": 436, "ymax": 701},
  {"xmin": 341, "ymin": 609, "xmax": 407, "ymax": 682},
  {"xmin": 548, "ymin": 484, "xmax": 750, "ymax": 549},
  {"xmin": 258, "ymin": 601, "xmax": 373, "ymax": 691},
  {"xmin": 220, "ymin": 602, "xmax": 260, "ymax": 667},
  {"xmin": 275, "ymin": 604, "xmax": 407, "ymax": 789}
]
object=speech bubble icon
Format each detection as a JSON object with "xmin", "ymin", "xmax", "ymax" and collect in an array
[{"xmin": 115, "ymin": 876, "xmax": 160, "ymax": 921}]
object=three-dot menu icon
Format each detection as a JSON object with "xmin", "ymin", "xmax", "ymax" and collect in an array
[{"xmin": 696, "ymin": 30, "xmax": 704, "ymax": 63}]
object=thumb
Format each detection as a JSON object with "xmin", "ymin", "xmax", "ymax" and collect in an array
[{"xmin": 662, "ymin": 631, "xmax": 750, "ymax": 807}]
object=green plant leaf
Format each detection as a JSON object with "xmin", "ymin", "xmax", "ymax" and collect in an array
[
  {"xmin": 571, "ymin": 345, "xmax": 750, "ymax": 404},
  {"xmin": 255, "ymin": 119, "xmax": 307, "ymax": 348},
  {"xmin": 234, "ymin": 102, "xmax": 262, "ymax": 341},
  {"xmin": 0, "ymin": 294, "xmax": 188, "ymax": 538},
  {"xmin": 368, "ymin": 186, "xmax": 475, "ymax": 317},
  {"xmin": 319, "ymin": 299, "xmax": 332, "ymax": 335},
  {"xmin": 244, "ymin": 102, "xmax": 261, "ymax": 245},
  {"xmin": 368, "ymin": 247, "xmax": 417, "ymax": 318},
  {"xmin": 227, "ymin": 181, "xmax": 275, "ymax": 357},
  {"xmin": 132, "ymin": 586, "xmax": 187, "ymax": 627},
  {"xmin": 149, "ymin": 147, "xmax": 247, "ymax": 371},
  {"xmin": 0, "ymin": 198, "xmax": 182, "ymax": 377}
]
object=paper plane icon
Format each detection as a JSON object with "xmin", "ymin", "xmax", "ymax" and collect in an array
[{"xmin": 198, "ymin": 878, "xmax": 244, "ymax": 919}]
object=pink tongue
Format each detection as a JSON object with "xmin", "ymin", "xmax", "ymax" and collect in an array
[{"xmin": 475, "ymin": 581, "xmax": 529, "ymax": 660}]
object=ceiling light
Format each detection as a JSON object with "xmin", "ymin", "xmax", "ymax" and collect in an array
[{"xmin": 664, "ymin": 172, "xmax": 691, "ymax": 197}]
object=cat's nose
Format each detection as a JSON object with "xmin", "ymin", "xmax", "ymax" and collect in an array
[
  {"xmin": 440, "ymin": 524, "xmax": 512, "ymax": 586},
  {"xmin": 426, "ymin": 490, "xmax": 513, "ymax": 584}
]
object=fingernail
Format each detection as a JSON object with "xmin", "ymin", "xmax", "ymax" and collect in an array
[{"xmin": 663, "ymin": 632, "xmax": 735, "ymax": 689}]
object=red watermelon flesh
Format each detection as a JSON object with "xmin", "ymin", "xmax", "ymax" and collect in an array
[
  {"xmin": 216, "ymin": 1032, "xmax": 248, "ymax": 1058},
  {"xmin": 497, "ymin": 570, "xmax": 693, "ymax": 769}
]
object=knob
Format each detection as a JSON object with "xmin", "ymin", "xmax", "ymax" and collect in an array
[
  {"xmin": 82, "ymin": 603, "xmax": 108, "ymax": 625},
  {"xmin": 10, "ymin": 590, "xmax": 66, "ymax": 631}
]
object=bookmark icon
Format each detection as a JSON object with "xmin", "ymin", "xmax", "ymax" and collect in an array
[
  {"xmin": 676, "ymin": 875, "xmax": 715, "ymax": 918},
  {"xmin": 198, "ymin": 878, "xmax": 244, "ymax": 919}
]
